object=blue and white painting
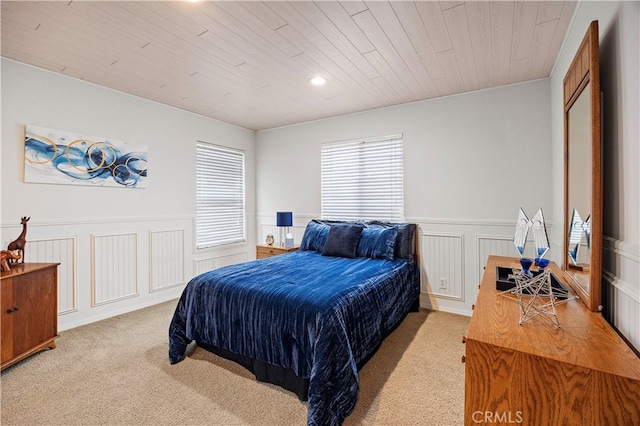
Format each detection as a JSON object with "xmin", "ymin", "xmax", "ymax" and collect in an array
[{"xmin": 24, "ymin": 125, "xmax": 148, "ymax": 188}]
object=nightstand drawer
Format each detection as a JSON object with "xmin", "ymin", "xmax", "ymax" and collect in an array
[{"xmin": 256, "ymin": 245, "xmax": 298, "ymax": 259}]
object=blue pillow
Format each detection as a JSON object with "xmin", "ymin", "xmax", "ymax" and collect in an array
[
  {"xmin": 299, "ymin": 221, "xmax": 330, "ymax": 252},
  {"xmin": 394, "ymin": 223, "xmax": 416, "ymax": 260},
  {"xmin": 321, "ymin": 224, "xmax": 364, "ymax": 258},
  {"xmin": 357, "ymin": 226, "xmax": 399, "ymax": 260},
  {"xmin": 368, "ymin": 221, "xmax": 416, "ymax": 261}
]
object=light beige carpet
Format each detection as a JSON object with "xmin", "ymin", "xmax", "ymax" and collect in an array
[{"xmin": 0, "ymin": 299, "xmax": 469, "ymax": 426}]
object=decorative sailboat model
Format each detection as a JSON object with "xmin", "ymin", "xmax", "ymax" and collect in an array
[{"xmin": 500, "ymin": 208, "xmax": 574, "ymax": 327}]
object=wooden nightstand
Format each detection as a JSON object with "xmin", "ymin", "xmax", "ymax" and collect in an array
[{"xmin": 256, "ymin": 244, "xmax": 299, "ymax": 259}]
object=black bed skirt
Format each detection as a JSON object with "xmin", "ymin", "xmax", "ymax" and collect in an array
[
  {"xmin": 197, "ymin": 341, "xmax": 311, "ymax": 400},
  {"xmin": 196, "ymin": 296, "xmax": 421, "ymax": 402}
]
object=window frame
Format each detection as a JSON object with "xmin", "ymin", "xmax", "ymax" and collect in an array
[
  {"xmin": 321, "ymin": 133, "xmax": 404, "ymax": 221},
  {"xmin": 195, "ymin": 141, "xmax": 246, "ymax": 250}
]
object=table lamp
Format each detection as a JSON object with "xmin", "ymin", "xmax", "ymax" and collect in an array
[{"xmin": 276, "ymin": 211, "xmax": 293, "ymax": 247}]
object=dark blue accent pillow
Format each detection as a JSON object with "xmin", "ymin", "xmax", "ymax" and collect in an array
[
  {"xmin": 300, "ymin": 221, "xmax": 330, "ymax": 252},
  {"xmin": 395, "ymin": 223, "xmax": 416, "ymax": 260},
  {"xmin": 321, "ymin": 224, "xmax": 364, "ymax": 258},
  {"xmin": 368, "ymin": 221, "xmax": 416, "ymax": 261},
  {"xmin": 357, "ymin": 226, "xmax": 399, "ymax": 260}
]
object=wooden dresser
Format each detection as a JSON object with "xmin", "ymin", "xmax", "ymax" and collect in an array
[
  {"xmin": 1, "ymin": 263, "xmax": 59, "ymax": 371},
  {"xmin": 464, "ymin": 256, "xmax": 640, "ymax": 425},
  {"xmin": 256, "ymin": 244, "xmax": 299, "ymax": 259}
]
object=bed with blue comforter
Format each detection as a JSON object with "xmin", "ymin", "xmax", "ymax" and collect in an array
[{"xmin": 168, "ymin": 220, "xmax": 420, "ymax": 426}]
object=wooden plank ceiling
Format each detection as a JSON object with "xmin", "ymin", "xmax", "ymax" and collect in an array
[{"xmin": 1, "ymin": 1, "xmax": 576, "ymax": 131}]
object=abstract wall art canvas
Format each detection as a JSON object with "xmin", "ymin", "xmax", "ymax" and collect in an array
[{"xmin": 24, "ymin": 125, "xmax": 148, "ymax": 188}]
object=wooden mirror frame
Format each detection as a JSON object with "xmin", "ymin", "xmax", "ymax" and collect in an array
[{"xmin": 562, "ymin": 21, "xmax": 602, "ymax": 312}]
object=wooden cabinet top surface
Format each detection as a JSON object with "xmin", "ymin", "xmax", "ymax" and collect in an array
[
  {"xmin": 1, "ymin": 263, "xmax": 59, "ymax": 280},
  {"xmin": 467, "ymin": 255, "xmax": 640, "ymax": 381}
]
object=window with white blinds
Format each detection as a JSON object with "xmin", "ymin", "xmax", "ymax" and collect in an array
[
  {"xmin": 321, "ymin": 134, "xmax": 404, "ymax": 221},
  {"xmin": 196, "ymin": 142, "xmax": 245, "ymax": 249}
]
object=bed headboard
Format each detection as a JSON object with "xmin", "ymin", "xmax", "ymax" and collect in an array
[
  {"xmin": 412, "ymin": 225, "xmax": 420, "ymax": 269},
  {"xmin": 299, "ymin": 219, "xmax": 419, "ymax": 267}
]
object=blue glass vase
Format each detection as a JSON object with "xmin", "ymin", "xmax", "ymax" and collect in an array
[
  {"xmin": 535, "ymin": 258, "xmax": 550, "ymax": 270},
  {"xmin": 520, "ymin": 258, "xmax": 534, "ymax": 277}
]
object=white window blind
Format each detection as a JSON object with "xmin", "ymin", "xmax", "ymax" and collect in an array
[
  {"xmin": 196, "ymin": 142, "xmax": 245, "ymax": 249},
  {"xmin": 321, "ymin": 134, "xmax": 404, "ymax": 221}
]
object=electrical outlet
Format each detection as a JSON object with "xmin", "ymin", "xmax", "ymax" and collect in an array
[{"xmin": 439, "ymin": 277, "xmax": 447, "ymax": 289}]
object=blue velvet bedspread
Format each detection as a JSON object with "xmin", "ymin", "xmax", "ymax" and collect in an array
[{"xmin": 168, "ymin": 250, "xmax": 419, "ymax": 426}]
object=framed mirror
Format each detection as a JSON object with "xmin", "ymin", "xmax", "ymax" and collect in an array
[{"xmin": 563, "ymin": 21, "xmax": 602, "ymax": 312}]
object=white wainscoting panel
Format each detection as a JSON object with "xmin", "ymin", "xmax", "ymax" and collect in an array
[
  {"xmin": 604, "ymin": 272, "xmax": 640, "ymax": 351},
  {"xmin": 421, "ymin": 233, "xmax": 464, "ymax": 300},
  {"xmin": 149, "ymin": 229, "xmax": 184, "ymax": 292},
  {"xmin": 603, "ymin": 237, "xmax": 640, "ymax": 351},
  {"xmin": 91, "ymin": 232, "xmax": 138, "ymax": 306},
  {"xmin": 25, "ymin": 236, "xmax": 77, "ymax": 314},
  {"xmin": 476, "ymin": 234, "xmax": 538, "ymax": 284},
  {"xmin": 476, "ymin": 235, "xmax": 514, "ymax": 285},
  {"xmin": 193, "ymin": 251, "xmax": 249, "ymax": 277}
]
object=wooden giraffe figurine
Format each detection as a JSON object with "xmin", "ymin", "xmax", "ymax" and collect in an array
[{"xmin": 7, "ymin": 216, "xmax": 30, "ymax": 263}]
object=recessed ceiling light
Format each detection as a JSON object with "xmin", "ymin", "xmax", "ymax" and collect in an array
[{"xmin": 310, "ymin": 76, "xmax": 327, "ymax": 86}]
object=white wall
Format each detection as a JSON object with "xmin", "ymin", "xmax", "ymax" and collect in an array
[
  {"xmin": 1, "ymin": 58, "xmax": 257, "ymax": 331},
  {"xmin": 550, "ymin": 1, "xmax": 640, "ymax": 350},
  {"xmin": 256, "ymin": 80, "xmax": 552, "ymax": 315}
]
